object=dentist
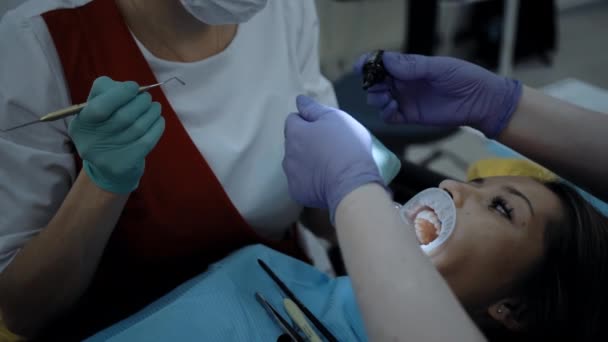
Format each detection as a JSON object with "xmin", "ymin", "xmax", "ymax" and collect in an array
[{"xmin": 0, "ymin": 0, "xmax": 336, "ymax": 340}]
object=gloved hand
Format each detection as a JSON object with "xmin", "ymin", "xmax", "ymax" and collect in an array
[
  {"xmin": 283, "ymin": 95, "xmax": 385, "ymax": 221},
  {"xmin": 356, "ymin": 52, "xmax": 523, "ymax": 138},
  {"xmin": 69, "ymin": 76, "xmax": 165, "ymax": 194}
]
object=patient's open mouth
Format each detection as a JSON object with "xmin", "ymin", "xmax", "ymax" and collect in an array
[
  {"xmin": 413, "ymin": 207, "xmax": 442, "ymax": 245},
  {"xmin": 400, "ymin": 188, "xmax": 456, "ymax": 254}
]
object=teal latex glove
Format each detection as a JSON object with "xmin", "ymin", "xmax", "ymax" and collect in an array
[{"xmin": 68, "ymin": 76, "xmax": 165, "ymax": 194}]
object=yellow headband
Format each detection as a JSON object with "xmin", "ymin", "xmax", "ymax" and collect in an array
[{"xmin": 467, "ymin": 158, "xmax": 558, "ymax": 182}]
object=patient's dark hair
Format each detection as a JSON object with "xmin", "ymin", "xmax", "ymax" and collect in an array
[{"xmin": 481, "ymin": 181, "xmax": 608, "ymax": 341}]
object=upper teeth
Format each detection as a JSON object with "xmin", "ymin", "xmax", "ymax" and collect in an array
[{"xmin": 415, "ymin": 209, "xmax": 441, "ymax": 232}]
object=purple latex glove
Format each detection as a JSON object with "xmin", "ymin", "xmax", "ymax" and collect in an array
[
  {"xmin": 355, "ymin": 52, "xmax": 523, "ymax": 138},
  {"xmin": 283, "ymin": 95, "xmax": 385, "ymax": 220}
]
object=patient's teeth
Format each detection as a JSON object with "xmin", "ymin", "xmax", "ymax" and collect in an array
[
  {"xmin": 416, "ymin": 210, "xmax": 441, "ymax": 232},
  {"xmin": 414, "ymin": 209, "xmax": 441, "ymax": 245}
]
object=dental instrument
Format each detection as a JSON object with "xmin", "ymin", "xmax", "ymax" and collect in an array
[
  {"xmin": 362, "ymin": 50, "xmax": 387, "ymax": 90},
  {"xmin": 255, "ymin": 292, "xmax": 305, "ymax": 342},
  {"xmin": 257, "ymin": 259, "xmax": 338, "ymax": 342},
  {"xmin": 283, "ymin": 298, "xmax": 322, "ymax": 342},
  {"xmin": 1, "ymin": 77, "xmax": 185, "ymax": 132}
]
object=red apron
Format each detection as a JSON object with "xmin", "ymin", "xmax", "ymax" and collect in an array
[{"xmin": 40, "ymin": 0, "xmax": 306, "ymax": 339}]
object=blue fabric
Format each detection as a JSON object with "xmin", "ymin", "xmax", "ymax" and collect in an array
[
  {"xmin": 86, "ymin": 245, "xmax": 367, "ymax": 342},
  {"xmin": 487, "ymin": 140, "xmax": 608, "ymax": 216}
]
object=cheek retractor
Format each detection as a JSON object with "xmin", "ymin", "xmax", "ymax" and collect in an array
[{"xmin": 399, "ymin": 188, "xmax": 457, "ymax": 254}]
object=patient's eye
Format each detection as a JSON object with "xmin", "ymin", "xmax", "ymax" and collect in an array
[{"xmin": 490, "ymin": 196, "xmax": 513, "ymax": 221}]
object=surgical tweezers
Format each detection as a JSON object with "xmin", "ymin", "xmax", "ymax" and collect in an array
[
  {"xmin": 258, "ymin": 259, "xmax": 339, "ymax": 342},
  {"xmin": 284, "ymin": 298, "xmax": 323, "ymax": 342},
  {"xmin": 1, "ymin": 77, "xmax": 185, "ymax": 132},
  {"xmin": 255, "ymin": 292, "xmax": 305, "ymax": 342}
]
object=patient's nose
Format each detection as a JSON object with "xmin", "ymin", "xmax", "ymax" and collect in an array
[{"xmin": 439, "ymin": 179, "xmax": 477, "ymax": 208}]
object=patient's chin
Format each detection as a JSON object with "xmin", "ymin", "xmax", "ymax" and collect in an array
[{"xmin": 425, "ymin": 241, "xmax": 464, "ymax": 278}]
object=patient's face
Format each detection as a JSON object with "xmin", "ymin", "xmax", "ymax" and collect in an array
[{"xmin": 428, "ymin": 176, "xmax": 563, "ymax": 310}]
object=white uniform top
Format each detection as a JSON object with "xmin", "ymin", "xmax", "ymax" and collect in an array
[{"xmin": 0, "ymin": 0, "xmax": 337, "ymax": 272}]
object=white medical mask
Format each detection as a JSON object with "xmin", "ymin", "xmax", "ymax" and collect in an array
[{"xmin": 180, "ymin": 0, "xmax": 268, "ymax": 25}]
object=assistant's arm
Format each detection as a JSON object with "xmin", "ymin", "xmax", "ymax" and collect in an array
[
  {"xmin": 335, "ymin": 184, "xmax": 486, "ymax": 342},
  {"xmin": 499, "ymin": 86, "xmax": 608, "ymax": 201},
  {"xmin": 283, "ymin": 96, "xmax": 486, "ymax": 341},
  {"xmin": 358, "ymin": 52, "xmax": 608, "ymax": 201}
]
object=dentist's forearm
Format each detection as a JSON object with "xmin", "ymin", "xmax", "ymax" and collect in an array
[
  {"xmin": 0, "ymin": 171, "xmax": 127, "ymax": 338},
  {"xmin": 335, "ymin": 184, "xmax": 485, "ymax": 342},
  {"xmin": 499, "ymin": 86, "xmax": 608, "ymax": 201}
]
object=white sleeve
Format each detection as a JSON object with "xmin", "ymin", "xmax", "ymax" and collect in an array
[
  {"xmin": 296, "ymin": 1, "xmax": 338, "ymax": 108},
  {"xmin": 0, "ymin": 12, "xmax": 76, "ymax": 272}
]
